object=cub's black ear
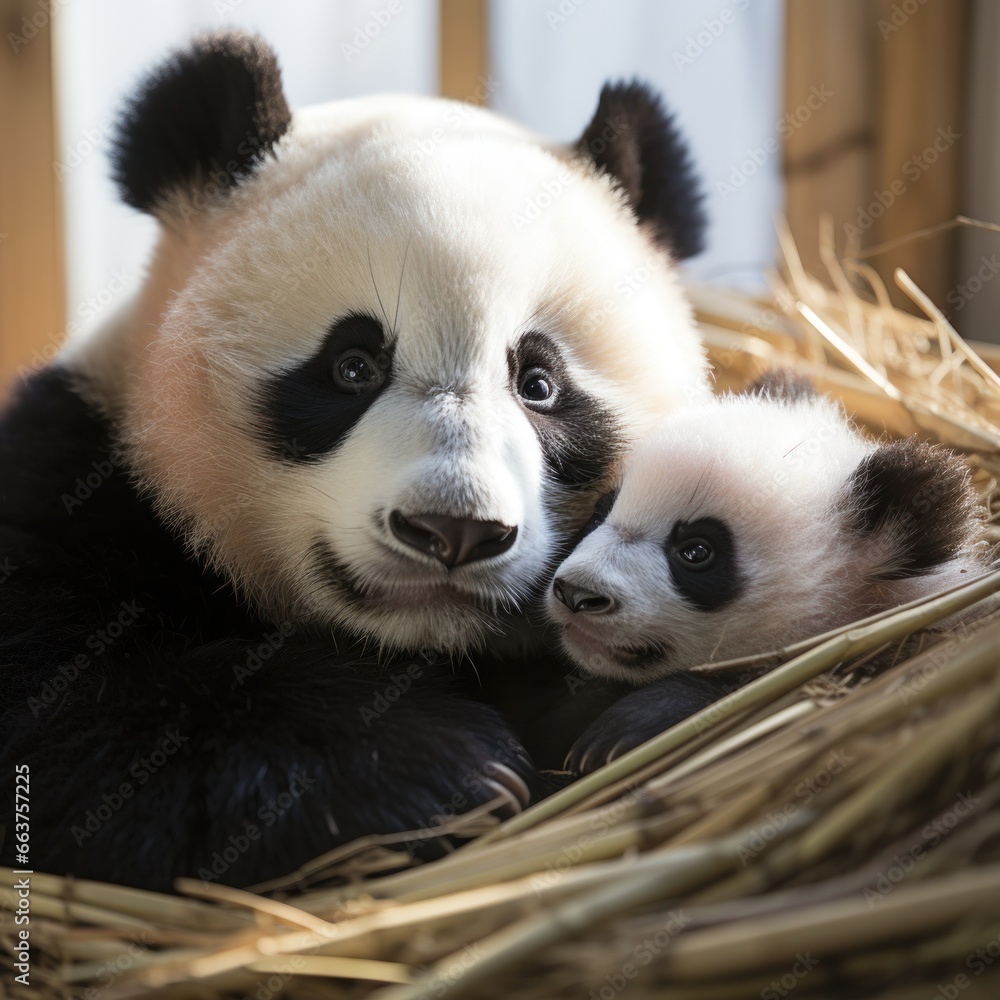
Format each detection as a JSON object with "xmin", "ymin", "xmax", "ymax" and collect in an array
[
  {"xmin": 113, "ymin": 32, "xmax": 291, "ymax": 216},
  {"xmin": 743, "ymin": 369, "xmax": 817, "ymax": 402},
  {"xmin": 839, "ymin": 439, "xmax": 981, "ymax": 579},
  {"xmin": 576, "ymin": 81, "xmax": 705, "ymax": 260}
]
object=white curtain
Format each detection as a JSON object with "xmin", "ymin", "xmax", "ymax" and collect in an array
[
  {"xmin": 54, "ymin": 0, "xmax": 438, "ymax": 321},
  {"xmin": 54, "ymin": 0, "xmax": 782, "ymax": 328},
  {"xmin": 491, "ymin": 0, "xmax": 784, "ymax": 290}
]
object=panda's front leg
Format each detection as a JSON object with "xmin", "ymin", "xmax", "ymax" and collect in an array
[
  {"xmin": 4, "ymin": 640, "xmax": 534, "ymax": 891},
  {"xmin": 565, "ymin": 671, "xmax": 734, "ymax": 775}
]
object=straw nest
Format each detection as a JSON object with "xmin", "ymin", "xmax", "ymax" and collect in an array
[{"xmin": 4, "ymin": 222, "xmax": 1000, "ymax": 1000}]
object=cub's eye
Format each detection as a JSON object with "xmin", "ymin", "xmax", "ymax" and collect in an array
[
  {"xmin": 333, "ymin": 349, "xmax": 387, "ymax": 393},
  {"xmin": 665, "ymin": 517, "xmax": 741, "ymax": 612},
  {"xmin": 676, "ymin": 538, "xmax": 713, "ymax": 569},
  {"xmin": 519, "ymin": 367, "xmax": 558, "ymax": 407}
]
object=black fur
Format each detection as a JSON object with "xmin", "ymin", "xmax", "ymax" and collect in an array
[
  {"xmin": 840, "ymin": 439, "xmax": 980, "ymax": 579},
  {"xmin": 0, "ymin": 369, "xmax": 534, "ymax": 891},
  {"xmin": 113, "ymin": 32, "xmax": 291, "ymax": 214},
  {"xmin": 745, "ymin": 368, "xmax": 817, "ymax": 402},
  {"xmin": 565, "ymin": 670, "xmax": 735, "ymax": 775},
  {"xmin": 576, "ymin": 81, "xmax": 706, "ymax": 260},
  {"xmin": 508, "ymin": 332, "xmax": 623, "ymax": 491},
  {"xmin": 260, "ymin": 313, "xmax": 393, "ymax": 463}
]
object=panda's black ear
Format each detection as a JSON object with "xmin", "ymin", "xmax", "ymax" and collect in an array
[
  {"xmin": 743, "ymin": 369, "xmax": 817, "ymax": 402},
  {"xmin": 575, "ymin": 81, "xmax": 705, "ymax": 260},
  {"xmin": 839, "ymin": 439, "xmax": 981, "ymax": 579},
  {"xmin": 113, "ymin": 32, "xmax": 291, "ymax": 216}
]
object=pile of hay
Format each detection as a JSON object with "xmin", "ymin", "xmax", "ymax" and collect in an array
[{"xmin": 4, "ymin": 229, "xmax": 1000, "ymax": 1000}]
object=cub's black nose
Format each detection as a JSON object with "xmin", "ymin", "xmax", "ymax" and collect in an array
[
  {"xmin": 390, "ymin": 511, "xmax": 517, "ymax": 568},
  {"xmin": 552, "ymin": 577, "xmax": 615, "ymax": 615}
]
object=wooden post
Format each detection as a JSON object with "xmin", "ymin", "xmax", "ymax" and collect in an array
[
  {"xmin": 0, "ymin": 1, "xmax": 66, "ymax": 394},
  {"xmin": 439, "ymin": 0, "xmax": 489, "ymax": 103}
]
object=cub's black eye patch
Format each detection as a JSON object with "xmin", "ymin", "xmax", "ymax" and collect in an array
[
  {"xmin": 508, "ymin": 331, "xmax": 622, "ymax": 491},
  {"xmin": 665, "ymin": 517, "xmax": 741, "ymax": 611},
  {"xmin": 259, "ymin": 313, "xmax": 392, "ymax": 463}
]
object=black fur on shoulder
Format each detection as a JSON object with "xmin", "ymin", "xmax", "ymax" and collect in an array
[
  {"xmin": 576, "ymin": 81, "xmax": 706, "ymax": 260},
  {"xmin": 744, "ymin": 368, "xmax": 817, "ymax": 402},
  {"xmin": 113, "ymin": 31, "xmax": 291, "ymax": 214},
  {"xmin": 839, "ymin": 439, "xmax": 981, "ymax": 579},
  {"xmin": 0, "ymin": 367, "xmax": 535, "ymax": 891}
]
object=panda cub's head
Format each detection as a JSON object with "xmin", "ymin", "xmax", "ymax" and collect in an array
[
  {"xmin": 66, "ymin": 33, "xmax": 709, "ymax": 652},
  {"xmin": 548, "ymin": 371, "xmax": 988, "ymax": 681}
]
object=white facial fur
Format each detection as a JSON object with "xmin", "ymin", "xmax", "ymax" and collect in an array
[
  {"xmin": 62, "ymin": 95, "xmax": 708, "ymax": 652},
  {"xmin": 549, "ymin": 391, "xmax": 987, "ymax": 681}
]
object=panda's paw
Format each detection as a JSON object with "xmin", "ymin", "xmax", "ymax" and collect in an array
[
  {"xmin": 565, "ymin": 672, "xmax": 729, "ymax": 776},
  {"xmin": 363, "ymin": 707, "xmax": 537, "ymax": 855}
]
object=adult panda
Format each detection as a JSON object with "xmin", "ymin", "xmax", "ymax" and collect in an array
[{"xmin": 0, "ymin": 32, "xmax": 707, "ymax": 890}]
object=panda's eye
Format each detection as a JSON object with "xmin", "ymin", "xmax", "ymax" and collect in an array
[
  {"xmin": 333, "ymin": 349, "xmax": 387, "ymax": 393},
  {"xmin": 676, "ymin": 538, "xmax": 713, "ymax": 569},
  {"xmin": 665, "ymin": 517, "xmax": 741, "ymax": 612},
  {"xmin": 519, "ymin": 367, "xmax": 558, "ymax": 408}
]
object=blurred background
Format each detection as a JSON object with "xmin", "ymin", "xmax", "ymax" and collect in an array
[{"xmin": 0, "ymin": 0, "xmax": 996, "ymax": 391}]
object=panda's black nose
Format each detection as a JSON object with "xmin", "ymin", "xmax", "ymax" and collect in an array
[
  {"xmin": 390, "ymin": 511, "xmax": 517, "ymax": 568},
  {"xmin": 552, "ymin": 577, "xmax": 615, "ymax": 615}
]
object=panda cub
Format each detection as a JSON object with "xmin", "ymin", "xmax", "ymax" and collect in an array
[
  {"xmin": 550, "ymin": 372, "xmax": 990, "ymax": 771},
  {"xmin": 0, "ymin": 33, "xmax": 709, "ymax": 889}
]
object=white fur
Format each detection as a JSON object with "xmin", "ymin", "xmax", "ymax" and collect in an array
[
  {"xmin": 549, "ymin": 391, "xmax": 989, "ymax": 680},
  {"xmin": 60, "ymin": 94, "xmax": 708, "ymax": 651}
]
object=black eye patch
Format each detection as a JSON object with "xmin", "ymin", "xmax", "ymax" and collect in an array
[
  {"xmin": 258, "ymin": 313, "xmax": 392, "ymax": 463},
  {"xmin": 507, "ymin": 331, "xmax": 623, "ymax": 491},
  {"xmin": 665, "ymin": 516, "xmax": 741, "ymax": 611}
]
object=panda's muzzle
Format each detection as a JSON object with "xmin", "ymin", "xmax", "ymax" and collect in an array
[{"xmin": 389, "ymin": 510, "xmax": 517, "ymax": 569}]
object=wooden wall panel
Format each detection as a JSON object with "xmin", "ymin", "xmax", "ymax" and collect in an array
[{"xmin": 783, "ymin": 0, "xmax": 969, "ymax": 313}]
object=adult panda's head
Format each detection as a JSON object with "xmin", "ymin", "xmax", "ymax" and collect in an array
[
  {"xmin": 549, "ymin": 373, "xmax": 988, "ymax": 680},
  {"xmin": 68, "ymin": 32, "xmax": 709, "ymax": 652}
]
